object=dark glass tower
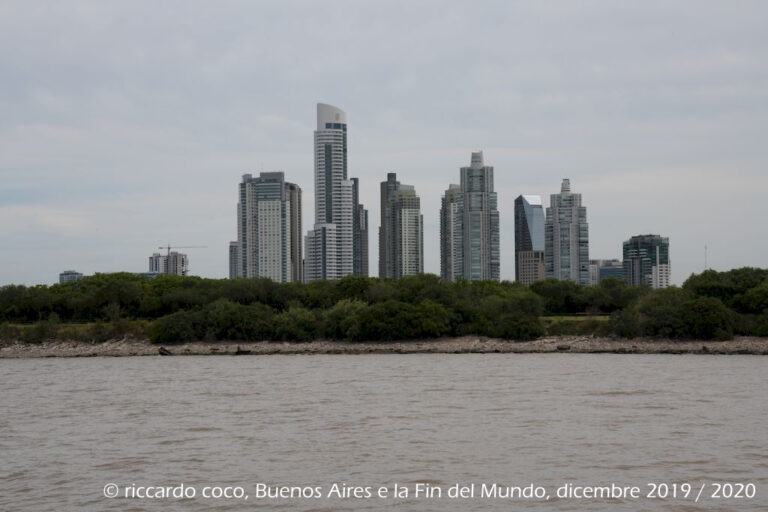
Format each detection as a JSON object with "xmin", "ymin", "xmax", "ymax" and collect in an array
[{"xmin": 514, "ymin": 195, "xmax": 545, "ymax": 285}]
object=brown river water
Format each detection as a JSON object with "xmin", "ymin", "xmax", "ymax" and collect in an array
[{"xmin": 1, "ymin": 354, "xmax": 766, "ymax": 511}]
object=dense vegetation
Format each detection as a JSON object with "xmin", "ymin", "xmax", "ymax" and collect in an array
[{"xmin": 1, "ymin": 268, "xmax": 766, "ymax": 344}]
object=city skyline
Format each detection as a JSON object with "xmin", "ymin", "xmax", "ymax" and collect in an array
[
  {"xmin": 2, "ymin": 2, "xmax": 766, "ymax": 286},
  {"xmin": 223, "ymin": 137, "xmax": 669, "ymax": 288}
]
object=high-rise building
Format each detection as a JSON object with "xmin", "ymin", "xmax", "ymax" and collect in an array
[
  {"xmin": 514, "ymin": 195, "xmax": 546, "ymax": 285},
  {"xmin": 460, "ymin": 151, "xmax": 500, "ymax": 281},
  {"xmin": 59, "ymin": 270, "xmax": 83, "ymax": 284},
  {"xmin": 379, "ymin": 173, "xmax": 423, "ymax": 279},
  {"xmin": 440, "ymin": 152, "xmax": 500, "ymax": 282},
  {"xmin": 149, "ymin": 252, "xmax": 188, "ymax": 276},
  {"xmin": 228, "ymin": 241, "xmax": 240, "ymax": 279},
  {"xmin": 305, "ymin": 103, "xmax": 367, "ymax": 281},
  {"xmin": 544, "ymin": 179, "xmax": 589, "ymax": 284},
  {"xmin": 440, "ymin": 184, "xmax": 461, "ymax": 282},
  {"xmin": 352, "ymin": 177, "xmax": 369, "ymax": 277},
  {"xmin": 230, "ymin": 172, "xmax": 302, "ymax": 282},
  {"xmin": 623, "ymin": 234, "xmax": 670, "ymax": 288},
  {"xmin": 356, "ymin": 205, "xmax": 369, "ymax": 276},
  {"xmin": 285, "ymin": 181, "xmax": 303, "ymax": 281},
  {"xmin": 588, "ymin": 258, "xmax": 624, "ymax": 285}
]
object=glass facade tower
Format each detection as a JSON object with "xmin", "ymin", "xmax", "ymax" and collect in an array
[
  {"xmin": 514, "ymin": 195, "xmax": 546, "ymax": 285},
  {"xmin": 623, "ymin": 234, "xmax": 670, "ymax": 288}
]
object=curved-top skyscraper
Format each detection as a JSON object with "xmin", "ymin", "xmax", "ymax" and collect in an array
[
  {"xmin": 314, "ymin": 103, "xmax": 347, "ymax": 226},
  {"xmin": 305, "ymin": 103, "xmax": 368, "ymax": 281}
]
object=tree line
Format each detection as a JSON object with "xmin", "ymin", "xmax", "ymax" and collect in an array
[{"xmin": 1, "ymin": 268, "xmax": 766, "ymax": 343}]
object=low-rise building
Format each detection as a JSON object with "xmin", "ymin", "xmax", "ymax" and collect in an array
[
  {"xmin": 59, "ymin": 270, "xmax": 83, "ymax": 284},
  {"xmin": 588, "ymin": 259, "xmax": 624, "ymax": 285}
]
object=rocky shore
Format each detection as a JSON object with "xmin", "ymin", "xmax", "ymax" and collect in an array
[{"xmin": 2, "ymin": 336, "xmax": 768, "ymax": 358}]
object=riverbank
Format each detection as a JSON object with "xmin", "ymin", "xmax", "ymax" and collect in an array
[{"xmin": 2, "ymin": 336, "xmax": 768, "ymax": 358}]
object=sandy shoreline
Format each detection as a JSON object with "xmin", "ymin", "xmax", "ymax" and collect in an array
[{"xmin": 2, "ymin": 336, "xmax": 768, "ymax": 358}]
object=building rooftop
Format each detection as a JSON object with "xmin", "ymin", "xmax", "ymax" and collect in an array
[
  {"xmin": 316, "ymin": 103, "xmax": 346, "ymax": 130},
  {"xmin": 470, "ymin": 151, "xmax": 484, "ymax": 168},
  {"xmin": 521, "ymin": 194, "xmax": 542, "ymax": 205}
]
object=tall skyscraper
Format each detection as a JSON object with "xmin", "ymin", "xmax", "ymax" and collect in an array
[
  {"xmin": 514, "ymin": 195, "xmax": 546, "ymax": 285},
  {"xmin": 285, "ymin": 181, "xmax": 303, "ymax": 281},
  {"xmin": 352, "ymin": 177, "xmax": 369, "ymax": 277},
  {"xmin": 305, "ymin": 103, "xmax": 367, "ymax": 281},
  {"xmin": 440, "ymin": 184, "xmax": 461, "ymax": 282},
  {"xmin": 379, "ymin": 173, "xmax": 423, "ymax": 279},
  {"xmin": 623, "ymin": 234, "xmax": 670, "ymax": 288},
  {"xmin": 230, "ymin": 172, "xmax": 302, "ymax": 282},
  {"xmin": 439, "ymin": 151, "xmax": 500, "ymax": 282},
  {"xmin": 460, "ymin": 151, "xmax": 500, "ymax": 281},
  {"xmin": 544, "ymin": 179, "xmax": 589, "ymax": 284}
]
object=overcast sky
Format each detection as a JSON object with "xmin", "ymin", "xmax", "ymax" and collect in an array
[{"xmin": 1, "ymin": 1, "xmax": 766, "ymax": 286}]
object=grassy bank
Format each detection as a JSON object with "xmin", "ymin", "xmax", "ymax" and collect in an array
[{"xmin": 0, "ymin": 320, "xmax": 150, "ymax": 344}]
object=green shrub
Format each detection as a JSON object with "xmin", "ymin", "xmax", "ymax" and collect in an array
[
  {"xmin": 323, "ymin": 299, "xmax": 368, "ymax": 340},
  {"xmin": 149, "ymin": 310, "xmax": 205, "ymax": 344},
  {"xmin": 21, "ymin": 320, "xmax": 59, "ymax": 343},
  {"xmin": 355, "ymin": 300, "xmax": 417, "ymax": 340},
  {"xmin": 273, "ymin": 307, "xmax": 318, "ymax": 341},
  {"xmin": 489, "ymin": 312, "xmax": 544, "ymax": 340},
  {"xmin": 680, "ymin": 296, "xmax": 733, "ymax": 340},
  {"xmin": 530, "ymin": 279, "xmax": 586, "ymax": 314},
  {"xmin": 611, "ymin": 289, "xmax": 734, "ymax": 340},
  {"xmin": 546, "ymin": 317, "xmax": 604, "ymax": 337},
  {"xmin": 0, "ymin": 322, "xmax": 21, "ymax": 342},
  {"xmin": 412, "ymin": 300, "xmax": 453, "ymax": 338},
  {"xmin": 635, "ymin": 288, "xmax": 689, "ymax": 338},
  {"xmin": 683, "ymin": 267, "xmax": 768, "ymax": 310},
  {"xmin": 204, "ymin": 299, "xmax": 275, "ymax": 340},
  {"xmin": 755, "ymin": 313, "xmax": 768, "ymax": 336},
  {"xmin": 733, "ymin": 282, "xmax": 768, "ymax": 314},
  {"xmin": 610, "ymin": 309, "xmax": 641, "ymax": 338},
  {"xmin": 469, "ymin": 293, "xmax": 544, "ymax": 340}
]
